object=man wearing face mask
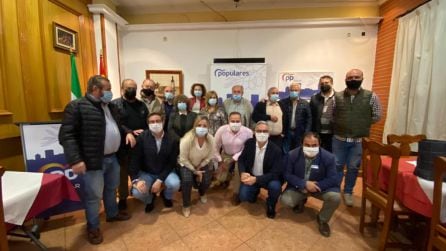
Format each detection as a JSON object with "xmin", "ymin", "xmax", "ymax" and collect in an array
[
  {"xmin": 310, "ymin": 76, "xmax": 335, "ymax": 152},
  {"xmin": 238, "ymin": 121, "xmax": 283, "ymax": 218},
  {"xmin": 281, "ymin": 132, "xmax": 340, "ymax": 237},
  {"xmin": 280, "ymin": 82, "xmax": 312, "ymax": 153},
  {"xmin": 214, "ymin": 112, "xmax": 253, "ymax": 205},
  {"xmin": 223, "ymin": 85, "xmax": 253, "ymax": 128},
  {"xmin": 59, "ymin": 75, "xmax": 135, "ymax": 245},
  {"xmin": 332, "ymin": 69, "xmax": 382, "ymax": 207},
  {"xmin": 163, "ymin": 86, "xmax": 175, "ymax": 131},
  {"xmin": 111, "ymin": 79, "xmax": 149, "ymax": 211},
  {"xmin": 252, "ymin": 87, "xmax": 287, "ymax": 148},
  {"xmin": 129, "ymin": 112, "xmax": 180, "ymax": 213},
  {"xmin": 141, "ymin": 79, "xmax": 164, "ymax": 115}
]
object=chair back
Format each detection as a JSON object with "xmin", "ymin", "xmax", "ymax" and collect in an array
[
  {"xmin": 362, "ymin": 138, "xmax": 401, "ymax": 210},
  {"xmin": 387, "ymin": 134, "xmax": 426, "ymax": 156},
  {"xmin": 0, "ymin": 166, "xmax": 8, "ymax": 251},
  {"xmin": 428, "ymin": 157, "xmax": 446, "ymax": 251}
]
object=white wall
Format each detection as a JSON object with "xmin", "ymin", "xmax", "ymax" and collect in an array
[{"xmin": 121, "ymin": 24, "xmax": 378, "ymax": 97}]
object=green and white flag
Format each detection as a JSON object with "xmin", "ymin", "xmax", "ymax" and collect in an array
[{"xmin": 70, "ymin": 53, "xmax": 81, "ymax": 100}]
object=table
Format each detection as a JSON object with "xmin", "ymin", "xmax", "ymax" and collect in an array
[
  {"xmin": 378, "ymin": 156, "xmax": 446, "ymax": 222},
  {"xmin": 2, "ymin": 171, "xmax": 80, "ymax": 250}
]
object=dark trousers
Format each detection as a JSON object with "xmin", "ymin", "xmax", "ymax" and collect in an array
[
  {"xmin": 239, "ymin": 180, "xmax": 282, "ymax": 207},
  {"xmin": 284, "ymin": 130, "xmax": 302, "ymax": 153},
  {"xmin": 320, "ymin": 133, "xmax": 333, "ymax": 153},
  {"xmin": 117, "ymin": 151, "xmax": 130, "ymax": 201},
  {"xmin": 269, "ymin": 135, "xmax": 283, "ymax": 150},
  {"xmin": 180, "ymin": 166, "xmax": 212, "ymax": 207}
]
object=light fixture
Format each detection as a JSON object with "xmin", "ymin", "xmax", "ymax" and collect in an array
[{"xmin": 234, "ymin": 0, "xmax": 240, "ymax": 8}]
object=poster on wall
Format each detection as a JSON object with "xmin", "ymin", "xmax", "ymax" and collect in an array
[
  {"xmin": 210, "ymin": 63, "xmax": 267, "ymax": 106},
  {"xmin": 20, "ymin": 122, "xmax": 84, "ymax": 215},
  {"xmin": 278, "ymin": 72, "xmax": 334, "ymax": 100}
]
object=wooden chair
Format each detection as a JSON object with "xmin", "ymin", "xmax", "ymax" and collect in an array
[
  {"xmin": 427, "ymin": 157, "xmax": 446, "ymax": 251},
  {"xmin": 359, "ymin": 138, "xmax": 415, "ymax": 251},
  {"xmin": 0, "ymin": 166, "xmax": 9, "ymax": 251},
  {"xmin": 387, "ymin": 134, "xmax": 426, "ymax": 156}
]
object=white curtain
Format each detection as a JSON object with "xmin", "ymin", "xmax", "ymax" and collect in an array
[{"xmin": 383, "ymin": 0, "xmax": 446, "ymax": 142}]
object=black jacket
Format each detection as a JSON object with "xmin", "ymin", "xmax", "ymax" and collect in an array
[
  {"xmin": 251, "ymin": 101, "xmax": 287, "ymax": 135},
  {"xmin": 279, "ymin": 97, "xmax": 312, "ymax": 140},
  {"xmin": 129, "ymin": 130, "xmax": 179, "ymax": 181},
  {"xmin": 58, "ymin": 95, "xmax": 126, "ymax": 171},
  {"xmin": 238, "ymin": 138, "xmax": 283, "ymax": 186},
  {"xmin": 309, "ymin": 93, "xmax": 332, "ymax": 134}
]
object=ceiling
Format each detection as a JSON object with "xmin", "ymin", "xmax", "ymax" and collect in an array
[{"xmin": 114, "ymin": 0, "xmax": 381, "ymax": 15}]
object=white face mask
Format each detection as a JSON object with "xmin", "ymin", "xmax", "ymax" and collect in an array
[
  {"xmin": 255, "ymin": 132, "xmax": 269, "ymax": 143},
  {"xmin": 149, "ymin": 123, "xmax": 163, "ymax": 134},
  {"xmin": 229, "ymin": 122, "xmax": 241, "ymax": 132},
  {"xmin": 195, "ymin": 127, "xmax": 208, "ymax": 137},
  {"xmin": 303, "ymin": 146, "xmax": 319, "ymax": 158}
]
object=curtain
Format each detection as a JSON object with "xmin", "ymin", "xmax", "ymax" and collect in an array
[{"xmin": 383, "ymin": 0, "xmax": 446, "ymax": 142}]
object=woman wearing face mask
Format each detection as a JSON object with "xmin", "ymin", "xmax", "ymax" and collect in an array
[
  {"xmin": 189, "ymin": 83, "xmax": 206, "ymax": 113},
  {"xmin": 179, "ymin": 116, "xmax": 215, "ymax": 217},
  {"xmin": 199, "ymin": 90, "xmax": 227, "ymax": 136},
  {"xmin": 167, "ymin": 95, "xmax": 197, "ymax": 140}
]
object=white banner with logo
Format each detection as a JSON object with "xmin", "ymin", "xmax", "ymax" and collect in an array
[
  {"xmin": 210, "ymin": 64, "xmax": 267, "ymax": 105},
  {"xmin": 278, "ymin": 72, "xmax": 333, "ymax": 100}
]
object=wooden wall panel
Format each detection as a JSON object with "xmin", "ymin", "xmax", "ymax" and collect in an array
[
  {"xmin": 370, "ymin": 0, "xmax": 427, "ymax": 142},
  {"xmin": 0, "ymin": 0, "xmax": 95, "ymax": 171}
]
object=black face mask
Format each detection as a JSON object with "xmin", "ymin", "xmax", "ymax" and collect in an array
[
  {"xmin": 124, "ymin": 88, "xmax": 137, "ymax": 100},
  {"xmin": 320, "ymin": 84, "xmax": 331, "ymax": 93},
  {"xmin": 346, "ymin": 79, "xmax": 362, "ymax": 90},
  {"xmin": 141, "ymin": 88, "xmax": 154, "ymax": 97}
]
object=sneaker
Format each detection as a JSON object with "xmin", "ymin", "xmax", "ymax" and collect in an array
[
  {"xmin": 182, "ymin": 207, "xmax": 191, "ymax": 218},
  {"xmin": 343, "ymin": 193, "xmax": 353, "ymax": 207},
  {"xmin": 231, "ymin": 193, "xmax": 241, "ymax": 206},
  {"xmin": 87, "ymin": 228, "xmax": 103, "ymax": 245},
  {"xmin": 106, "ymin": 212, "xmax": 131, "ymax": 222},
  {"xmin": 118, "ymin": 199, "xmax": 127, "ymax": 211},
  {"xmin": 317, "ymin": 215, "xmax": 331, "ymax": 237},
  {"xmin": 161, "ymin": 191, "xmax": 173, "ymax": 208},
  {"xmin": 200, "ymin": 194, "xmax": 207, "ymax": 204}
]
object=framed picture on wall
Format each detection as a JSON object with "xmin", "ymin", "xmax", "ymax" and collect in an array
[
  {"xmin": 145, "ymin": 70, "xmax": 183, "ymax": 99},
  {"xmin": 53, "ymin": 22, "xmax": 78, "ymax": 53}
]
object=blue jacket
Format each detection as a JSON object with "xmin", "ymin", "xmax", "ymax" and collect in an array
[{"xmin": 284, "ymin": 147, "xmax": 339, "ymax": 192}]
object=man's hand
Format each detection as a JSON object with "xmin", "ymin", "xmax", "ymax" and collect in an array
[
  {"xmin": 71, "ymin": 161, "xmax": 86, "ymax": 175},
  {"xmin": 151, "ymin": 179, "xmax": 162, "ymax": 194},
  {"xmin": 134, "ymin": 180, "xmax": 148, "ymax": 194},
  {"xmin": 126, "ymin": 133, "xmax": 136, "ymax": 148},
  {"xmin": 133, "ymin": 129, "xmax": 144, "ymax": 136},
  {"xmin": 240, "ymin": 172, "xmax": 251, "ymax": 181},
  {"xmin": 305, "ymin": 181, "xmax": 321, "ymax": 193},
  {"xmin": 270, "ymin": 115, "xmax": 278, "ymax": 122},
  {"xmin": 243, "ymin": 176, "xmax": 256, "ymax": 186}
]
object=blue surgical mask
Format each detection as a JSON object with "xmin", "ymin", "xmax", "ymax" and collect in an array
[
  {"xmin": 164, "ymin": 92, "xmax": 174, "ymax": 100},
  {"xmin": 195, "ymin": 127, "xmax": 208, "ymax": 137},
  {"xmin": 101, "ymin": 91, "xmax": 113, "ymax": 103},
  {"xmin": 232, "ymin": 94, "xmax": 242, "ymax": 101},
  {"xmin": 177, "ymin": 102, "xmax": 187, "ymax": 111},
  {"xmin": 269, "ymin": 94, "xmax": 279, "ymax": 102},
  {"xmin": 290, "ymin": 91, "xmax": 300, "ymax": 99},
  {"xmin": 194, "ymin": 90, "xmax": 202, "ymax": 97},
  {"xmin": 208, "ymin": 98, "xmax": 217, "ymax": 106}
]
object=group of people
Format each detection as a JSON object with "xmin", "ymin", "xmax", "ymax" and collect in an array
[{"xmin": 58, "ymin": 68, "xmax": 381, "ymax": 245}]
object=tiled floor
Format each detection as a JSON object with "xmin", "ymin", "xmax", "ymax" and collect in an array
[{"xmin": 8, "ymin": 178, "xmax": 381, "ymax": 251}]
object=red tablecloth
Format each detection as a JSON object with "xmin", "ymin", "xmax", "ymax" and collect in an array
[
  {"xmin": 4, "ymin": 173, "xmax": 80, "ymax": 231},
  {"xmin": 371, "ymin": 156, "xmax": 433, "ymax": 218}
]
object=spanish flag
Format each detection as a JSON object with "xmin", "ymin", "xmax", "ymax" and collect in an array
[{"xmin": 99, "ymin": 49, "xmax": 107, "ymax": 77}]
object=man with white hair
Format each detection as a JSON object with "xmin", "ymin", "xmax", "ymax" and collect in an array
[
  {"xmin": 280, "ymin": 82, "xmax": 311, "ymax": 153},
  {"xmin": 224, "ymin": 84, "xmax": 253, "ymax": 128}
]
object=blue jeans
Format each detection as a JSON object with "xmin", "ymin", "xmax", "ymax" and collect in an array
[
  {"xmin": 132, "ymin": 171, "xmax": 180, "ymax": 205},
  {"xmin": 82, "ymin": 154, "xmax": 120, "ymax": 230},
  {"xmin": 239, "ymin": 180, "xmax": 282, "ymax": 206},
  {"xmin": 332, "ymin": 137, "xmax": 362, "ymax": 194}
]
